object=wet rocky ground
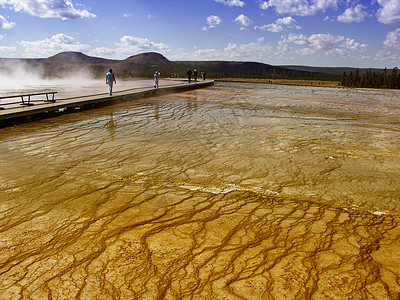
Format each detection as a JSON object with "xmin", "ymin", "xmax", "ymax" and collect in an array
[{"xmin": 0, "ymin": 82, "xmax": 399, "ymax": 299}]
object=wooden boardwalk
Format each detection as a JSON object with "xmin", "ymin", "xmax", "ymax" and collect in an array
[{"xmin": 0, "ymin": 80, "xmax": 214, "ymax": 124}]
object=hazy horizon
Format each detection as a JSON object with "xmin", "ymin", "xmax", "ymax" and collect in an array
[{"xmin": 0, "ymin": 50, "xmax": 393, "ymax": 71}]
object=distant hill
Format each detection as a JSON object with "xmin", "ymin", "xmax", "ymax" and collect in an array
[
  {"xmin": 279, "ymin": 65, "xmax": 386, "ymax": 76},
  {"xmin": 177, "ymin": 60, "xmax": 331, "ymax": 78},
  {"xmin": 124, "ymin": 52, "xmax": 170, "ymax": 65},
  {"xmin": 46, "ymin": 51, "xmax": 117, "ymax": 65},
  {"xmin": 0, "ymin": 51, "xmax": 335, "ymax": 79}
]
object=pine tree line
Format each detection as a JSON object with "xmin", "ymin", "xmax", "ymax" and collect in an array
[{"xmin": 341, "ymin": 67, "xmax": 400, "ymax": 89}]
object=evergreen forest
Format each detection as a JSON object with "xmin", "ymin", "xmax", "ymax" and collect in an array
[{"xmin": 341, "ymin": 67, "xmax": 400, "ymax": 89}]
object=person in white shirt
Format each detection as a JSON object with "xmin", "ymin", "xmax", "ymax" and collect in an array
[{"xmin": 153, "ymin": 71, "xmax": 160, "ymax": 88}]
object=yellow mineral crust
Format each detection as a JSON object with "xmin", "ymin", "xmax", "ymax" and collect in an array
[{"xmin": 0, "ymin": 82, "xmax": 399, "ymax": 299}]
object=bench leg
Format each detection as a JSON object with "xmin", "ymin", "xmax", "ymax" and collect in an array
[
  {"xmin": 44, "ymin": 93, "xmax": 56, "ymax": 103},
  {"xmin": 21, "ymin": 95, "xmax": 34, "ymax": 106}
]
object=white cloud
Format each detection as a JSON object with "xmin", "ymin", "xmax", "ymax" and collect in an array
[
  {"xmin": 285, "ymin": 33, "xmax": 310, "ymax": 45},
  {"xmin": 89, "ymin": 36, "xmax": 171, "ymax": 59},
  {"xmin": 277, "ymin": 40, "xmax": 289, "ymax": 52},
  {"xmin": 357, "ymin": 55, "xmax": 371, "ymax": 61},
  {"xmin": 255, "ymin": 23, "xmax": 283, "ymax": 32},
  {"xmin": 190, "ymin": 40, "xmax": 272, "ymax": 61},
  {"xmin": 314, "ymin": 0, "xmax": 338, "ymax": 11},
  {"xmin": 235, "ymin": 14, "xmax": 252, "ymax": 30},
  {"xmin": 376, "ymin": 0, "xmax": 400, "ymax": 25},
  {"xmin": 255, "ymin": 16, "xmax": 301, "ymax": 32},
  {"xmin": 375, "ymin": 49, "xmax": 400, "ymax": 62},
  {"xmin": 259, "ymin": 1, "xmax": 269, "ymax": 9},
  {"xmin": 267, "ymin": 0, "xmax": 338, "ymax": 16},
  {"xmin": 214, "ymin": 0, "xmax": 245, "ymax": 7},
  {"xmin": 308, "ymin": 33, "xmax": 344, "ymax": 50},
  {"xmin": 18, "ymin": 33, "xmax": 90, "ymax": 57},
  {"xmin": 325, "ymin": 48, "xmax": 349, "ymax": 57},
  {"xmin": 115, "ymin": 35, "xmax": 170, "ymax": 56},
  {"xmin": 295, "ymin": 48, "xmax": 316, "ymax": 55},
  {"xmin": 88, "ymin": 47, "xmax": 116, "ymax": 59},
  {"xmin": 338, "ymin": 4, "xmax": 369, "ymax": 23},
  {"xmin": 383, "ymin": 28, "xmax": 400, "ymax": 49},
  {"xmin": 0, "ymin": 45, "xmax": 16, "ymax": 52},
  {"xmin": 0, "ymin": 14, "xmax": 16, "ymax": 29},
  {"xmin": 279, "ymin": 33, "xmax": 368, "ymax": 61},
  {"xmin": 202, "ymin": 15, "xmax": 222, "ymax": 31},
  {"xmin": 344, "ymin": 38, "xmax": 367, "ymax": 51},
  {"xmin": 276, "ymin": 17, "xmax": 302, "ymax": 29},
  {"xmin": 0, "ymin": 0, "xmax": 96, "ymax": 20}
]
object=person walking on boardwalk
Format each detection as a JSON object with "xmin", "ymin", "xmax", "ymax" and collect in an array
[
  {"xmin": 153, "ymin": 71, "xmax": 159, "ymax": 88},
  {"xmin": 106, "ymin": 69, "xmax": 116, "ymax": 95},
  {"xmin": 193, "ymin": 69, "xmax": 198, "ymax": 83},
  {"xmin": 187, "ymin": 69, "xmax": 192, "ymax": 84}
]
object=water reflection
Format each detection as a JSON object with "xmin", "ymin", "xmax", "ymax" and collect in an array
[
  {"xmin": 0, "ymin": 82, "xmax": 399, "ymax": 299},
  {"xmin": 153, "ymin": 102, "xmax": 160, "ymax": 122},
  {"xmin": 106, "ymin": 113, "xmax": 116, "ymax": 138}
]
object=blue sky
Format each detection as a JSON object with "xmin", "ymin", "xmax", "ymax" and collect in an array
[{"xmin": 0, "ymin": 0, "xmax": 399, "ymax": 68}]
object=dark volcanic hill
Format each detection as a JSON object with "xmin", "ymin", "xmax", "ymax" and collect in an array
[
  {"xmin": 46, "ymin": 51, "xmax": 116, "ymax": 64},
  {"xmin": 42, "ymin": 52, "xmax": 119, "ymax": 78},
  {"xmin": 0, "ymin": 51, "xmax": 334, "ymax": 79},
  {"xmin": 124, "ymin": 52, "xmax": 170, "ymax": 65}
]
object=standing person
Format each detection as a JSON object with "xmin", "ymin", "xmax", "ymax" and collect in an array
[
  {"xmin": 202, "ymin": 71, "xmax": 206, "ymax": 81},
  {"xmin": 106, "ymin": 69, "xmax": 116, "ymax": 95},
  {"xmin": 187, "ymin": 69, "xmax": 192, "ymax": 84},
  {"xmin": 193, "ymin": 69, "xmax": 198, "ymax": 83},
  {"xmin": 153, "ymin": 71, "xmax": 159, "ymax": 88}
]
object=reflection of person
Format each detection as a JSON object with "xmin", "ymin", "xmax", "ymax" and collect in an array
[
  {"xmin": 194, "ymin": 69, "xmax": 198, "ymax": 83},
  {"xmin": 187, "ymin": 69, "xmax": 192, "ymax": 84},
  {"xmin": 153, "ymin": 102, "xmax": 159, "ymax": 122},
  {"xmin": 107, "ymin": 113, "xmax": 116, "ymax": 138},
  {"xmin": 153, "ymin": 71, "xmax": 159, "ymax": 88},
  {"xmin": 106, "ymin": 69, "xmax": 116, "ymax": 95}
]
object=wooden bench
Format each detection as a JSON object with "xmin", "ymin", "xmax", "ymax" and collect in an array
[{"xmin": 0, "ymin": 91, "xmax": 57, "ymax": 110}]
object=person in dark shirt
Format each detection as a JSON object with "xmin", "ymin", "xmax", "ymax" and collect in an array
[
  {"xmin": 187, "ymin": 69, "xmax": 192, "ymax": 84},
  {"xmin": 194, "ymin": 69, "xmax": 198, "ymax": 83}
]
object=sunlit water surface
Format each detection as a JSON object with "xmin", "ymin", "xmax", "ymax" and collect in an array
[{"xmin": 0, "ymin": 82, "xmax": 400, "ymax": 299}]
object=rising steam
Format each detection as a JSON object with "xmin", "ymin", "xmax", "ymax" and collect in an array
[{"xmin": 0, "ymin": 60, "xmax": 98, "ymax": 91}]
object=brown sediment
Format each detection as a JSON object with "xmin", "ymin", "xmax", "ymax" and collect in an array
[{"xmin": 0, "ymin": 82, "xmax": 399, "ymax": 299}]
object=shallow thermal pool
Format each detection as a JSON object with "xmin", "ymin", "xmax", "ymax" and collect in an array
[{"xmin": 0, "ymin": 81, "xmax": 400, "ymax": 299}]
